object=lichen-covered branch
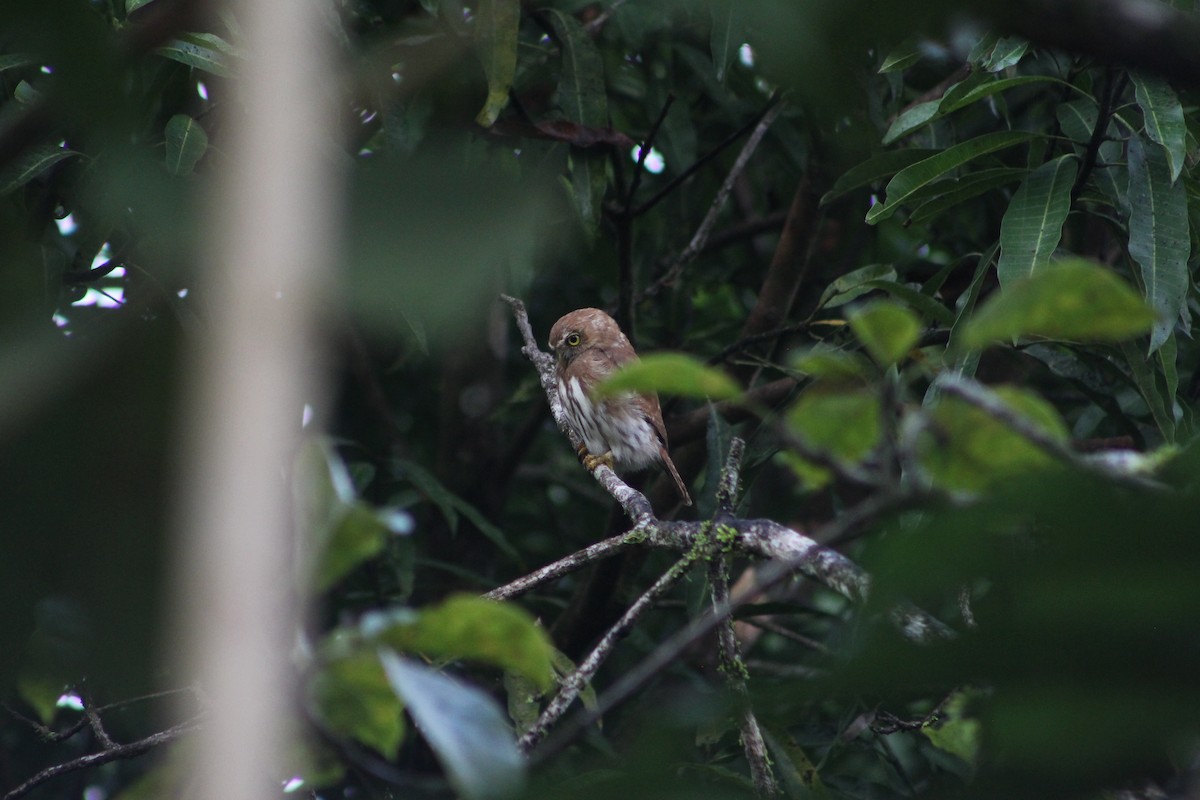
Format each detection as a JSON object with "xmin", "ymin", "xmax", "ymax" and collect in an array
[{"xmin": 484, "ymin": 532, "xmax": 633, "ymax": 601}]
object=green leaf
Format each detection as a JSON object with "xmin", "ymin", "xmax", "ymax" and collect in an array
[
  {"xmin": 126, "ymin": 0, "xmax": 159, "ymax": 10},
  {"xmin": 919, "ymin": 386, "xmax": 1067, "ymax": 492},
  {"xmin": 996, "ymin": 155, "xmax": 1078, "ymax": 286},
  {"xmin": 979, "ymin": 36, "xmax": 1029, "ymax": 72},
  {"xmin": 311, "ymin": 651, "xmax": 405, "ymax": 758},
  {"xmin": 395, "ymin": 459, "xmax": 519, "ymax": 561},
  {"xmin": 0, "ymin": 144, "xmax": 81, "ymax": 195},
  {"xmin": 884, "ymin": 76, "xmax": 1064, "ymax": 145},
  {"xmin": 546, "ymin": 9, "xmax": 608, "ymax": 235},
  {"xmin": 0, "ymin": 54, "xmax": 34, "ymax": 72},
  {"xmin": 318, "ymin": 504, "xmax": 391, "ymax": 591},
  {"xmin": 473, "ymin": 0, "xmax": 519, "ymax": 127},
  {"xmin": 164, "ymin": 114, "xmax": 208, "ymax": 176},
  {"xmin": 849, "ymin": 300, "xmax": 922, "ymax": 366},
  {"xmin": 597, "ymin": 353, "xmax": 741, "ymax": 400},
  {"xmin": 1132, "ymin": 72, "xmax": 1186, "ymax": 183},
  {"xmin": 709, "ymin": 0, "xmax": 741, "ymax": 82},
  {"xmin": 878, "ymin": 38, "xmax": 923, "ymax": 73},
  {"xmin": 380, "ymin": 653, "xmax": 524, "ymax": 800},
  {"xmin": 858, "ymin": 279, "xmax": 956, "ymax": 326},
  {"xmin": 372, "ymin": 594, "xmax": 556, "ymax": 692},
  {"xmin": 923, "ymin": 691, "xmax": 981, "ymax": 767},
  {"xmin": 818, "ymin": 262, "xmax": 897, "ymax": 309},
  {"xmin": 960, "ymin": 259, "xmax": 1156, "ymax": 349},
  {"xmin": 866, "ymin": 131, "xmax": 1036, "ymax": 224},
  {"xmin": 793, "ymin": 347, "xmax": 874, "ymax": 382},
  {"xmin": 1127, "ymin": 135, "xmax": 1190, "ymax": 354},
  {"xmin": 821, "ymin": 149, "xmax": 939, "ymax": 205},
  {"xmin": 156, "ymin": 33, "xmax": 236, "ymax": 77},
  {"xmin": 784, "ymin": 385, "xmax": 882, "ymax": 489},
  {"xmin": 882, "ymin": 99, "xmax": 943, "ymax": 145},
  {"xmin": 1119, "ymin": 340, "xmax": 1176, "ymax": 443},
  {"xmin": 907, "ymin": 168, "xmax": 1026, "ymax": 225}
]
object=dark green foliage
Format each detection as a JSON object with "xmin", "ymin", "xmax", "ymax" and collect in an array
[{"xmin": 3, "ymin": 1, "xmax": 1200, "ymax": 799}]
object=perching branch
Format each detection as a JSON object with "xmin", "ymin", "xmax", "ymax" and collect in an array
[
  {"xmin": 3, "ymin": 716, "xmax": 203, "ymax": 800},
  {"xmin": 501, "ymin": 294, "xmax": 952, "ymax": 763}
]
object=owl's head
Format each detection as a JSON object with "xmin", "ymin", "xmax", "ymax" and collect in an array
[{"xmin": 548, "ymin": 308, "xmax": 624, "ymax": 366}]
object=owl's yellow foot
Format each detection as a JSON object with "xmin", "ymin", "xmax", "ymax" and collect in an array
[{"xmin": 578, "ymin": 446, "xmax": 615, "ymax": 472}]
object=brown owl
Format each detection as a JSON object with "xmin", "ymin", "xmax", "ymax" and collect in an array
[{"xmin": 548, "ymin": 308, "xmax": 692, "ymax": 506}]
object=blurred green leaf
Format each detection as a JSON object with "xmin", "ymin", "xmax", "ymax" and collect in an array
[
  {"xmin": 395, "ymin": 459, "xmax": 519, "ymax": 562},
  {"xmin": 380, "ymin": 652, "xmax": 524, "ymax": 800},
  {"xmin": 960, "ymin": 259, "xmax": 1156, "ymax": 349},
  {"xmin": 709, "ymin": 0, "xmax": 742, "ymax": 82},
  {"xmin": 849, "ymin": 300, "xmax": 921, "ymax": 366},
  {"xmin": 919, "ymin": 386, "xmax": 1067, "ymax": 492},
  {"xmin": 866, "ymin": 131, "xmax": 1037, "ymax": 224},
  {"xmin": 156, "ymin": 34, "xmax": 234, "ymax": 77},
  {"xmin": 793, "ymin": 347, "xmax": 873, "ymax": 381},
  {"xmin": 1127, "ymin": 135, "xmax": 1189, "ymax": 354},
  {"xmin": 474, "ymin": 0, "xmax": 519, "ymax": 127},
  {"xmin": 923, "ymin": 691, "xmax": 980, "ymax": 768},
  {"xmin": 0, "ymin": 54, "xmax": 35, "ymax": 71},
  {"xmin": 882, "ymin": 99, "xmax": 942, "ymax": 145},
  {"xmin": 786, "ymin": 384, "xmax": 881, "ymax": 488},
  {"xmin": 546, "ymin": 8, "xmax": 608, "ymax": 236},
  {"xmin": 311, "ymin": 650, "xmax": 405, "ymax": 758},
  {"xmin": 372, "ymin": 594, "xmax": 556, "ymax": 692},
  {"xmin": 597, "ymin": 353, "xmax": 740, "ymax": 400},
  {"xmin": 1132, "ymin": 72, "xmax": 1186, "ymax": 183},
  {"xmin": 858, "ymin": 279, "xmax": 955, "ymax": 325},
  {"xmin": 164, "ymin": 114, "xmax": 208, "ymax": 176},
  {"xmin": 996, "ymin": 155, "xmax": 1077, "ymax": 286},
  {"xmin": 0, "ymin": 144, "xmax": 81, "ymax": 195},
  {"xmin": 1120, "ymin": 339, "xmax": 1176, "ymax": 443}
]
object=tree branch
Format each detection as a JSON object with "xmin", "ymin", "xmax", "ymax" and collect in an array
[{"xmin": 3, "ymin": 717, "xmax": 202, "ymax": 800}]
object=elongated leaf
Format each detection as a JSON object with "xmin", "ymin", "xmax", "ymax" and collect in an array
[
  {"xmin": 885, "ymin": 76, "xmax": 1064, "ymax": 145},
  {"xmin": 546, "ymin": 9, "xmax": 608, "ymax": 235},
  {"xmin": 996, "ymin": 155, "xmax": 1077, "ymax": 286},
  {"xmin": 164, "ymin": 114, "xmax": 208, "ymax": 176},
  {"xmin": 396, "ymin": 459, "xmax": 520, "ymax": 561},
  {"xmin": 598, "ymin": 353, "xmax": 741, "ymax": 400},
  {"xmin": 908, "ymin": 168, "xmax": 1026, "ymax": 225},
  {"xmin": 882, "ymin": 99, "xmax": 943, "ymax": 145},
  {"xmin": 0, "ymin": 54, "xmax": 34, "ymax": 71},
  {"xmin": 866, "ymin": 131, "xmax": 1036, "ymax": 224},
  {"xmin": 821, "ymin": 149, "xmax": 939, "ymax": 205},
  {"xmin": 878, "ymin": 38, "xmax": 923, "ymax": 73},
  {"xmin": 0, "ymin": 144, "xmax": 80, "ymax": 195},
  {"xmin": 474, "ymin": 0, "xmax": 519, "ymax": 127},
  {"xmin": 818, "ymin": 263, "xmax": 897, "ymax": 309},
  {"xmin": 859, "ymin": 279, "xmax": 956, "ymax": 325},
  {"xmin": 157, "ymin": 33, "xmax": 237, "ymax": 77},
  {"xmin": 1127, "ymin": 135, "xmax": 1190, "ymax": 354},
  {"xmin": 960, "ymin": 259, "xmax": 1156, "ymax": 349},
  {"xmin": 980, "ymin": 36, "xmax": 1029, "ymax": 72},
  {"xmin": 709, "ymin": 0, "xmax": 741, "ymax": 82},
  {"xmin": 1132, "ymin": 72, "xmax": 1186, "ymax": 183},
  {"xmin": 1119, "ymin": 340, "xmax": 1176, "ymax": 442},
  {"xmin": 380, "ymin": 653, "xmax": 524, "ymax": 800}
]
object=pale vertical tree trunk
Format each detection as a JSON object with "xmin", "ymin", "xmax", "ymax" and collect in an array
[{"xmin": 172, "ymin": 0, "xmax": 337, "ymax": 797}]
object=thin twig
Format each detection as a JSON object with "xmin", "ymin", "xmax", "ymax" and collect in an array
[
  {"xmin": 710, "ymin": 548, "xmax": 778, "ymax": 797},
  {"xmin": 517, "ymin": 550, "xmax": 702, "ymax": 752},
  {"xmin": 3, "ymin": 717, "xmax": 203, "ymax": 800},
  {"xmin": 645, "ymin": 101, "xmax": 787, "ymax": 297},
  {"xmin": 484, "ymin": 532, "xmax": 633, "ymax": 600}
]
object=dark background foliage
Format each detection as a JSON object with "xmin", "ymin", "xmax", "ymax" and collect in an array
[{"xmin": 2, "ymin": 0, "xmax": 1199, "ymax": 798}]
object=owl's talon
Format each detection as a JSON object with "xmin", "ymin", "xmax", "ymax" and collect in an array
[{"xmin": 581, "ymin": 451, "xmax": 615, "ymax": 472}]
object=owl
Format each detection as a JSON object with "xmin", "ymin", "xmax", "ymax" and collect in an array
[{"xmin": 548, "ymin": 308, "xmax": 692, "ymax": 506}]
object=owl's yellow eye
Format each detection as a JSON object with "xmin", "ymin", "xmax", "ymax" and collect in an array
[{"xmin": 566, "ymin": 333, "xmax": 582, "ymax": 346}]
